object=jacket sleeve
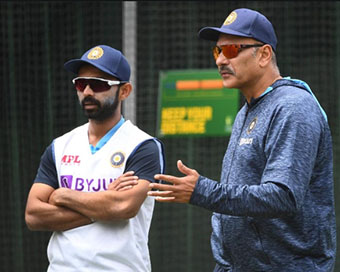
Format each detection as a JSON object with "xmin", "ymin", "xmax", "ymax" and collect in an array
[{"xmin": 190, "ymin": 92, "xmax": 325, "ymax": 218}]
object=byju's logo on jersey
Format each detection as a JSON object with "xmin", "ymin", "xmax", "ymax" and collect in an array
[
  {"xmin": 60, "ymin": 175, "xmax": 116, "ymax": 191},
  {"xmin": 110, "ymin": 151, "xmax": 125, "ymax": 167},
  {"xmin": 61, "ymin": 155, "xmax": 81, "ymax": 165},
  {"xmin": 60, "ymin": 175, "xmax": 73, "ymax": 188}
]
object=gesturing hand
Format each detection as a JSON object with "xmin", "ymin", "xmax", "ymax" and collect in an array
[
  {"xmin": 147, "ymin": 160, "xmax": 199, "ymax": 203},
  {"xmin": 108, "ymin": 171, "xmax": 138, "ymax": 191}
]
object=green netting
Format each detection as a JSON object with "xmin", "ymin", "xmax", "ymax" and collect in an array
[{"xmin": 1, "ymin": 1, "xmax": 339, "ymax": 271}]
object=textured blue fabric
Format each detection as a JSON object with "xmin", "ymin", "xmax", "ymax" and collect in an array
[{"xmin": 190, "ymin": 79, "xmax": 336, "ymax": 271}]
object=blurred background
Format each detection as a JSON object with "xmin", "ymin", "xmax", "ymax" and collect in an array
[{"xmin": 1, "ymin": 1, "xmax": 339, "ymax": 271}]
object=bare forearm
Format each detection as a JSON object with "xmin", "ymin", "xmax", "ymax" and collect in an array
[
  {"xmin": 25, "ymin": 201, "xmax": 91, "ymax": 231},
  {"xmin": 51, "ymin": 181, "xmax": 150, "ymax": 221},
  {"xmin": 53, "ymin": 190, "xmax": 131, "ymax": 220}
]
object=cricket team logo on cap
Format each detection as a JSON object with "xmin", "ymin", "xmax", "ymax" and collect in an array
[
  {"xmin": 247, "ymin": 117, "xmax": 257, "ymax": 134},
  {"xmin": 223, "ymin": 11, "xmax": 237, "ymax": 25},
  {"xmin": 87, "ymin": 46, "xmax": 104, "ymax": 60},
  {"xmin": 110, "ymin": 151, "xmax": 125, "ymax": 167}
]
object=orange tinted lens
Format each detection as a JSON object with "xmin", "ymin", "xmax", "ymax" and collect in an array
[
  {"xmin": 221, "ymin": 44, "xmax": 240, "ymax": 59},
  {"xmin": 212, "ymin": 46, "xmax": 221, "ymax": 60}
]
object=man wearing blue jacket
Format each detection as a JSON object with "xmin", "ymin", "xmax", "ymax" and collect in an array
[{"xmin": 148, "ymin": 8, "xmax": 336, "ymax": 271}]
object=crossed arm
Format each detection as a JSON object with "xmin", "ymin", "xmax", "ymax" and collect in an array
[{"xmin": 25, "ymin": 172, "xmax": 147, "ymax": 231}]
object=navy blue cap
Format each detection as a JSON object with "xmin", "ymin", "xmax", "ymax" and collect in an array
[
  {"xmin": 198, "ymin": 8, "xmax": 277, "ymax": 51},
  {"xmin": 64, "ymin": 45, "xmax": 131, "ymax": 82}
]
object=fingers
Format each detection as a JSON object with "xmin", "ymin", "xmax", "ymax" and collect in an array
[
  {"xmin": 153, "ymin": 174, "xmax": 178, "ymax": 184},
  {"xmin": 149, "ymin": 182, "xmax": 180, "ymax": 191},
  {"xmin": 177, "ymin": 160, "xmax": 194, "ymax": 176},
  {"xmin": 118, "ymin": 185, "xmax": 133, "ymax": 191},
  {"xmin": 154, "ymin": 160, "xmax": 198, "ymax": 184},
  {"xmin": 154, "ymin": 196, "xmax": 176, "ymax": 202},
  {"xmin": 108, "ymin": 171, "xmax": 138, "ymax": 191},
  {"xmin": 150, "ymin": 160, "xmax": 198, "ymax": 205},
  {"xmin": 147, "ymin": 190, "xmax": 175, "ymax": 202},
  {"xmin": 148, "ymin": 190, "xmax": 173, "ymax": 197},
  {"xmin": 116, "ymin": 181, "xmax": 138, "ymax": 191},
  {"xmin": 108, "ymin": 178, "xmax": 138, "ymax": 190},
  {"xmin": 108, "ymin": 179, "xmax": 138, "ymax": 190},
  {"xmin": 122, "ymin": 171, "xmax": 135, "ymax": 177}
]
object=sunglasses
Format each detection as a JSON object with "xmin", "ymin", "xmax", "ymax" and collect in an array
[
  {"xmin": 212, "ymin": 44, "xmax": 264, "ymax": 60},
  {"xmin": 72, "ymin": 77, "xmax": 123, "ymax": 93}
]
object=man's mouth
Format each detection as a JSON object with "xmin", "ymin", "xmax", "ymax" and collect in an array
[
  {"xmin": 220, "ymin": 71, "xmax": 233, "ymax": 77},
  {"xmin": 219, "ymin": 67, "xmax": 234, "ymax": 77},
  {"xmin": 84, "ymin": 103, "xmax": 98, "ymax": 110}
]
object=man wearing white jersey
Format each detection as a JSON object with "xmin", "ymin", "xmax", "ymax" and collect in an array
[{"xmin": 25, "ymin": 45, "xmax": 165, "ymax": 272}]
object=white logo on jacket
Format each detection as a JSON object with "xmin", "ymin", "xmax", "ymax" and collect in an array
[{"xmin": 239, "ymin": 138, "xmax": 253, "ymax": 146}]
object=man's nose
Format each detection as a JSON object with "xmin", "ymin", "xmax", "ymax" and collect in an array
[
  {"xmin": 83, "ymin": 85, "xmax": 94, "ymax": 96},
  {"xmin": 216, "ymin": 52, "xmax": 230, "ymax": 66}
]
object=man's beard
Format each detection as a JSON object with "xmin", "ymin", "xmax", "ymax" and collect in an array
[{"xmin": 81, "ymin": 90, "xmax": 120, "ymax": 121}]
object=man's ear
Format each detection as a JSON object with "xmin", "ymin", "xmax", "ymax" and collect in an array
[
  {"xmin": 258, "ymin": 44, "xmax": 272, "ymax": 68},
  {"xmin": 119, "ymin": 83, "xmax": 132, "ymax": 101}
]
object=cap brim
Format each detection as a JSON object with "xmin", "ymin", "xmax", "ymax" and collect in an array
[
  {"xmin": 198, "ymin": 26, "xmax": 252, "ymax": 41},
  {"xmin": 64, "ymin": 59, "xmax": 115, "ymax": 78}
]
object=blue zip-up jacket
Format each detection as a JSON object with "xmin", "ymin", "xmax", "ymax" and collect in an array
[{"xmin": 190, "ymin": 78, "xmax": 336, "ymax": 271}]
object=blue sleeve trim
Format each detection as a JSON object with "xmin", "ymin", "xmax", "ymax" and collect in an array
[
  {"xmin": 284, "ymin": 77, "xmax": 328, "ymax": 121},
  {"xmin": 52, "ymin": 139, "xmax": 56, "ymax": 165}
]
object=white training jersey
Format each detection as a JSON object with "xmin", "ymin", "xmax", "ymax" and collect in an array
[{"xmin": 47, "ymin": 120, "xmax": 161, "ymax": 272}]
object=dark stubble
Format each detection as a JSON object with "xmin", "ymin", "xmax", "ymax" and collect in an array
[{"xmin": 80, "ymin": 88, "xmax": 120, "ymax": 121}]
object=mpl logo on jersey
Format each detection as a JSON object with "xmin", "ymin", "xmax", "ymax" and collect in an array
[
  {"xmin": 61, "ymin": 155, "xmax": 81, "ymax": 165},
  {"xmin": 60, "ymin": 175, "xmax": 116, "ymax": 191}
]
